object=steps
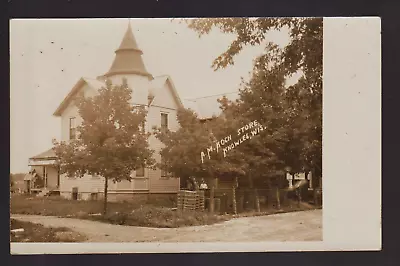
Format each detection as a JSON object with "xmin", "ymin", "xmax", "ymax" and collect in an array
[{"xmin": 36, "ymin": 188, "xmax": 51, "ymax": 197}]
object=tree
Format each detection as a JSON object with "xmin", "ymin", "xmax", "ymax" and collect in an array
[
  {"xmin": 53, "ymin": 79, "xmax": 155, "ymax": 215},
  {"xmin": 154, "ymin": 108, "xmax": 247, "ymax": 181},
  {"xmin": 154, "ymin": 107, "xmax": 247, "ymax": 213},
  {"xmin": 187, "ymin": 17, "xmax": 323, "ymax": 189}
]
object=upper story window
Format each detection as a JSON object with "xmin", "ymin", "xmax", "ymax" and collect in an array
[
  {"xmin": 69, "ymin": 117, "xmax": 76, "ymax": 140},
  {"xmin": 161, "ymin": 113, "xmax": 168, "ymax": 133}
]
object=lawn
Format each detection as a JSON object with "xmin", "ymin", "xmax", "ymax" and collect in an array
[
  {"xmin": 10, "ymin": 219, "xmax": 86, "ymax": 242},
  {"xmin": 10, "ymin": 194, "xmax": 319, "ymax": 228},
  {"xmin": 10, "ymin": 194, "xmax": 227, "ymax": 228},
  {"xmin": 10, "ymin": 194, "xmax": 148, "ymax": 217}
]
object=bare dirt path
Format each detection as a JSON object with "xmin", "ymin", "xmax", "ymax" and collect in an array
[{"xmin": 11, "ymin": 209, "xmax": 322, "ymax": 242}]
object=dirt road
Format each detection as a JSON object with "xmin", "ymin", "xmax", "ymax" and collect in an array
[{"xmin": 11, "ymin": 209, "xmax": 322, "ymax": 242}]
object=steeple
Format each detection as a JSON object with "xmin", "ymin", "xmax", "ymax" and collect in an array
[{"xmin": 101, "ymin": 22, "xmax": 153, "ymax": 79}]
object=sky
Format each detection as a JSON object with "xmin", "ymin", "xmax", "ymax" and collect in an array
[{"xmin": 10, "ymin": 18, "xmax": 290, "ymax": 173}]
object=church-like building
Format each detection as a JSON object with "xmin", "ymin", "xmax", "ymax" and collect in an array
[{"xmin": 27, "ymin": 23, "xmax": 187, "ymax": 201}]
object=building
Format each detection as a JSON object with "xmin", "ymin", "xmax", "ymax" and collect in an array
[{"xmin": 28, "ymin": 23, "xmax": 184, "ymax": 201}]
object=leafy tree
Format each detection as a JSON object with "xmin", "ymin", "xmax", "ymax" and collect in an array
[
  {"xmin": 154, "ymin": 107, "xmax": 248, "ymax": 212},
  {"xmin": 187, "ymin": 17, "xmax": 322, "ymax": 186},
  {"xmin": 53, "ymin": 79, "xmax": 155, "ymax": 215},
  {"xmin": 154, "ymin": 108, "xmax": 246, "ymax": 181}
]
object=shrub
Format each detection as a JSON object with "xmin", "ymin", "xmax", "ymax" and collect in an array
[{"xmin": 88, "ymin": 206, "xmax": 226, "ymax": 228}]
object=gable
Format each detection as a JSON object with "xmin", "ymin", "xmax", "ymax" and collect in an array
[
  {"xmin": 150, "ymin": 76, "xmax": 183, "ymax": 110},
  {"xmin": 53, "ymin": 77, "xmax": 105, "ymax": 117}
]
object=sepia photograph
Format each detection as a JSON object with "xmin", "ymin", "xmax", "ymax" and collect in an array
[{"xmin": 9, "ymin": 17, "xmax": 380, "ymax": 253}]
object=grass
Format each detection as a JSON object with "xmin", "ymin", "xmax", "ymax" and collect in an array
[
  {"xmin": 10, "ymin": 194, "xmax": 162, "ymax": 216},
  {"xmin": 10, "ymin": 219, "xmax": 86, "ymax": 242},
  {"xmin": 10, "ymin": 194, "xmax": 226, "ymax": 228},
  {"xmin": 10, "ymin": 195, "xmax": 319, "ymax": 228}
]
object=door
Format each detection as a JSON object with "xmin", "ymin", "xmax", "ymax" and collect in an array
[{"xmin": 72, "ymin": 187, "xmax": 78, "ymax": 200}]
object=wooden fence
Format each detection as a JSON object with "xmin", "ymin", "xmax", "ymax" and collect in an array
[{"xmin": 203, "ymin": 187, "xmax": 322, "ymax": 214}]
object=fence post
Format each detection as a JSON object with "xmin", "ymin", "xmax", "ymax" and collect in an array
[
  {"xmin": 296, "ymin": 187, "xmax": 302, "ymax": 207},
  {"xmin": 276, "ymin": 187, "xmax": 281, "ymax": 210},
  {"xmin": 254, "ymin": 188, "xmax": 261, "ymax": 213},
  {"xmin": 232, "ymin": 177, "xmax": 238, "ymax": 215},
  {"xmin": 209, "ymin": 178, "xmax": 215, "ymax": 213}
]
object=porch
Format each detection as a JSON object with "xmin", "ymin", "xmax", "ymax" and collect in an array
[{"xmin": 26, "ymin": 148, "xmax": 60, "ymax": 196}]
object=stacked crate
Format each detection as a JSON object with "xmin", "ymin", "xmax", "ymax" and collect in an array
[
  {"xmin": 196, "ymin": 190, "xmax": 205, "ymax": 211},
  {"xmin": 177, "ymin": 190, "xmax": 205, "ymax": 212}
]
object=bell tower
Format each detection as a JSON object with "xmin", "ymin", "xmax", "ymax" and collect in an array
[{"xmin": 98, "ymin": 22, "xmax": 153, "ymax": 106}]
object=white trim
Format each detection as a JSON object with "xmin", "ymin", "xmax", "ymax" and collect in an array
[{"xmin": 28, "ymin": 159, "xmax": 57, "ymax": 166}]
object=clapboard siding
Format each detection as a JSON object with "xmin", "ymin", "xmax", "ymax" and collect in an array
[
  {"xmin": 60, "ymin": 174, "xmax": 105, "ymax": 193},
  {"xmin": 60, "ymin": 174, "xmax": 150, "ymax": 193},
  {"xmin": 60, "ymin": 84, "xmax": 95, "ymax": 142},
  {"xmin": 146, "ymin": 103, "xmax": 180, "ymax": 193}
]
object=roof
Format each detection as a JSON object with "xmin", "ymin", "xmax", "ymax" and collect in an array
[
  {"xmin": 29, "ymin": 148, "xmax": 57, "ymax": 160},
  {"xmin": 183, "ymin": 92, "xmax": 240, "ymax": 120},
  {"xmin": 82, "ymin": 77, "xmax": 106, "ymax": 91},
  {"xmin": 53, "ymin": 77, "xmax": 106, "ymax": 116},
  {"xmin": 150, "ymin": 75, "xmax": 184, "ymax": 108},
  {"xmin": 101, "ymin": 22, "xmax": 152, "ymax": 79}
]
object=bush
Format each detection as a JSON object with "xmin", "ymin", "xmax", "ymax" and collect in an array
[{"xmin": 89, "ymin": 206, "xmax": 226, "ymax": 228}]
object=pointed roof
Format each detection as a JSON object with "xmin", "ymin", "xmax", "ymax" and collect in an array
[
  {"xmin": 53, "ymin": 77, "xmax": 106, "ymax": 116},
  {"xmin": 29, "ymin": 148, "xmax": 57, "ymax": 160},
  {"xmin": 118, "ymin": 23, "xmax": 140, "ymax": 51},
  {"xmin": 100, "ymin": 22, "xmax": 153, "ymax": 79},
  {"xmin": 149, "ymin": 75, "xmax": 184, "ymax": 108}
]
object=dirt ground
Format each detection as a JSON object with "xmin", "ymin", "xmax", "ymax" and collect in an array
[{"xmin": 11, "ymin": 209, "xmax": 322, "ymax": 242}]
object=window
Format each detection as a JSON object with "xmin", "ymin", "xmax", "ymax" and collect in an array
[
  {"xmin": 136, "ymin": 166, "xmax": 145, "ymax": 177},
  {"xmin": 160, "ymin": 155, "xmax": 168, "ymax": 178},
  {"xmin": 69, "ymin": 117, "xmax": 76, "ymax": 140},
  {"xmin": 161, "ymin": 113, "xmax": 168, "ymax": 133},
  {"xmin": 160, "ymin": 155, "xmax": 172, "ymax": 178}
]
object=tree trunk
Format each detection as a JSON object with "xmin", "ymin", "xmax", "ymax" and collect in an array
[
  {"xmin": 276, "ymin": 186, "xmax": 281, "ymax": 210},
  {"xmin": 103, "ymin": 177, "xmax": 108, "ymax": 216},
  {"xmin": 209, "ymin": 178, "xmax": 215, "ymax": 214},
  {"xmin": 232, "ymin": 177, "xmax": 238, "ymax": 215}
]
